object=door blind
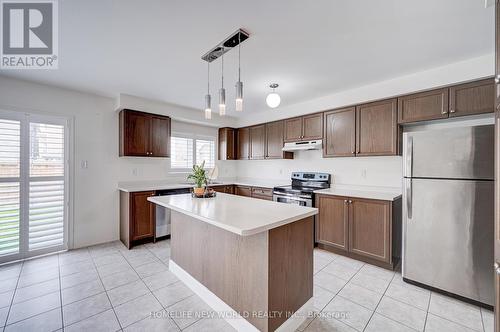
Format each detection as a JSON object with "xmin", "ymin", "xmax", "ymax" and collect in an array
[
  {"xmin": 0, "ymin": 119, "xmax": 20, "ymax": 256},
  {"xmin": 29, "ymin": 123, "xmax": 65, "ymax": 251}
]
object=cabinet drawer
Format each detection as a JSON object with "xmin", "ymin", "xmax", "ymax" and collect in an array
[
  {"xmin": 235, "ymin": 185, "xmax": 252, "ymax": 197},
  {"xmin": 251, "ymin": 187, "xmax": 273, "ymax": 197}
]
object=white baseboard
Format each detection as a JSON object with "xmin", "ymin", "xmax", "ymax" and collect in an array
[{"xmin": 169, "ymin": 259, "xmax": 312, "ymax": 332}]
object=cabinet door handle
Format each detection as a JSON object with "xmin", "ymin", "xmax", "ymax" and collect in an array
[
  {"xmin": 344, "ymin": 199, "xmax": 348, "ymax": 204},
  {"xmin": 441, "ymin": 110, "xmax": 448, "ymax": 115},
  {"xmin": 351, "ymin": 151, "xmax": 355, "ymax": 154},
  {"xmin": 449, "ymin": 109, "xmax": 456, "ymax": 114},
  {"xmin": 495, "ymin": 262, "xmax": 500, "ymax": 275},
  {"xmin": 348, "ymin": 200, "xmax": 352, "ymax": 204},
  {"xmin": 495, "ymin": 75, "xmax": 500, "ymax": 84}
]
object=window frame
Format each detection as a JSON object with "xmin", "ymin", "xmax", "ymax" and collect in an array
[{"xmin": 170, "ymin": 132, "xmax": 217, "ymax": 173}]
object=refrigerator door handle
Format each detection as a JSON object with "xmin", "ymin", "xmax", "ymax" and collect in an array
[
  {"xmin": 406, "ymin": 136, "xmax": 413, "ymax": 178},
  {"xmin": 406, "ymin": 178, "xmax": 412, "ymax": 219}
]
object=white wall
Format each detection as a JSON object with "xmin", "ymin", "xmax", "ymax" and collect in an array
[
  {"xmin": 230, "ymin": 54, "xmax": 494, "ymax": 188},
  {"xmin": 0, "ymin": 76, "xmax": 235, "ymax": 248},
  {"xmin": 232, "ymin": 151, "xmax": 401, "ymax": 188},
  {"xmin": 237, "ymin": 54, "xmax": 494, "ymax": 127}
]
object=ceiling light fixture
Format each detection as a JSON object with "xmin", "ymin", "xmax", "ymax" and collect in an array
[
  {"xmin": 219, "ymin": 47, "xmax": 226, "ymax": 116},
  {"xmin": 266, "ymin": 83, "xmax": 281, "ymax": 109},
  {"xmin": 201, "ymin": 29, "xmax": 249, "ymax": 118},
  {"xmin": 205, "ymin": 62, "xmax": 212, "ymax": 120},
  {"xmin": 235, "ymin": 33, "xmax": 243, "ymax": 112}
]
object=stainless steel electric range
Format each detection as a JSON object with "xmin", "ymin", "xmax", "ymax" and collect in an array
[{"xmin": 273, "ymin": 172, "xmax": 331, "ymax": 207}]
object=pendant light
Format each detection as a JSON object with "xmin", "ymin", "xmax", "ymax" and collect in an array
[
  {"xmin": 204, "ymin": 62, "xmax": 212, "ymax": 120},
  {"xmin": 219, "ymin": 47, "xmax": 226, "ymax": 116},
  {"xmin": 266, "ymin": 83, "xmax": 281, "ymax": 108},
  {"xmin": 235, "ymin": 33, "xmax": 243, "ymax": 112}
]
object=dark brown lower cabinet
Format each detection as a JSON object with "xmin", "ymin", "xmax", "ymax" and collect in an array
[
  {"xmin": 120, "ymin": 191, "xmax": 155, "ymax": 249},
  {"xmin": 235, "ymin": 185, "xmax": 252, "ymax": 197},
  {"xmin": 251, "ymin": 187, "xmax": 273, "ymax": 201},
  {"xmin": 211, "ymin": 185, "xmax": 234, "ymax": 194},
  {"xmin": 349, "ymin": 198, "xmax": 391, "ymax": 263},
  {"xmin": 315, "ymin": 194, "xmax": 402, "ymax": 270},
  {"xmin": 316, "ymin": 195, "xmax": 348, "ymax": 250}
]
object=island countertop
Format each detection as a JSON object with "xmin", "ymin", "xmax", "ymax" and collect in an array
[{"xmin": 148, "ymin": 193, "xmax": 318, "ymax": 236}]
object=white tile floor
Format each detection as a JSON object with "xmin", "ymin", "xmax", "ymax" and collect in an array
[{"xmin": 0, "ymin": 240, "xmax": 494, "ymax": 332}]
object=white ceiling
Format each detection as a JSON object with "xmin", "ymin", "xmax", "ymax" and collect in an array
[{"xmin": 0, "ymin": 0, "xmax": 494, "ymax": 118}]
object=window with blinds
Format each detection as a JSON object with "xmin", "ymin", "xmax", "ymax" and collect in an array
[
  {"xmin": 170, "ymin": 137, "xmax": 193, "ymax": 169},
  {"xmin": 0, "ymin": 114, "xmax": 67, "ymax": 262},
  {"xmin": 195, "ymin": 139, "xmax": 215, "ymax": 169},
  {"xmin": 170, "ymin": 135, "xmax": 215, "ymax": 170}
]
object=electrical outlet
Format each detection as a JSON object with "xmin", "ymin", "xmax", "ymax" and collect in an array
[
  {"xmin": 132, "ymin": 168, "xmax": 138, "ymax": 176},
  {"xmin": 361, "ymin": 169, "xmax": 367, "ymax": 179},
  {"xmin": 80, "ymin": 160, "xmax": 88, "ymax": 169}
]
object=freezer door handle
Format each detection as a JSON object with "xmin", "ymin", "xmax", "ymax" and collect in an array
[
  {"xmin": 406, "ymin": 136, "xmax": 413, "ymax": 178},
  {"xmin": 406, "ymin": 178, "xmax": 412, "ymax": 219}
]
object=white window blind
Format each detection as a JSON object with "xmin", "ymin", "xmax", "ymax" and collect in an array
[
  {"xmin": 196, "ymin": 139, "xmax": 215, "ymax": 169},
  {"xmin": 171, "ymin": 137, "xmax": 193, "ymax": 169},
  {"xmin": 170, "ymin": 135, "xmax": 215, "ymax": 170},
  {"xmin": 0, "ymin": 119, "xmax": 20, "ymax": 256}
]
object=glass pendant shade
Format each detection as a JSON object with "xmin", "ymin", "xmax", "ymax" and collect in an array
[
  {"xmin": 266, "ymin": 92, "xmax": 281, "ymax": 108},
  {"xmin": 205, "ymin": 94, "xmax": 212, "ymax": 119},
  {"xmin": 235, "ymin": 81, "xmax": 243, "ymax": 112},
  {"xmin": 219, "ymin": 88, "xmax": 226, "ymax": 116}
]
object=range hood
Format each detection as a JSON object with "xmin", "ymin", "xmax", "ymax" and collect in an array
[{"xmin": 282, "ymin": 140, "xmax": 322, "ymax": 151}]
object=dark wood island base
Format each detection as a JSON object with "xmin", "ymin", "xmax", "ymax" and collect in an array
[{"xmin": 170, "ymin": 211, "xmax": 314, "ymax": 332}]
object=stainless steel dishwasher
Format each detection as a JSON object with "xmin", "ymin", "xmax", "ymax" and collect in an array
[{"xmin": 155, "ymin": 188, "xmax": 191, "ymax": 238}]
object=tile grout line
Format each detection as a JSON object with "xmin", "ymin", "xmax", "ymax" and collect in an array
[
  {"xmin": 361, "ymin": 269, "xmax": 395, "ymax": 332},
  {"xmin": 95, "ymin": 245, "xmax": 125, "ymax": 331},
  {"xmin": 305, "ymin": 260, "xmax": 366, "ymax": 331},
  {"xmin": 2, "ymin": 260, "xmax": 22, "ymax": 329},
  {"xmin": 58, "ymin": 252, "xmax": 64, "ymax": 332},
  {"xmin": 422, "ymin": 290, "xmax": 432, "ymax": 331},
  {"xmin": 142, "ymin": 243, "xmax": 185, "ymax": 331}
]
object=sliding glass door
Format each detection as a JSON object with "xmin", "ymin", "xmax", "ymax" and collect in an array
[{"xmin": 0, "ymin": 111, "xmax": 68, "ymax": 263}]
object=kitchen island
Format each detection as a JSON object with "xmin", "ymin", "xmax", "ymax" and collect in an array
[{"xmin": 148, "ymin": 193, "xmax": 318, "ymax": 332}]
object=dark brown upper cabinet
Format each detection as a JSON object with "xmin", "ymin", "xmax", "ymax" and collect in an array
[
  {"xmin": 284, "ymin": 117, "xmax": 303, "ymax": 141},
  {"xmin": 265, "ymin": 121, "xmax": 293, "ymax": 159},
  {"xmin": 449, "ymin": 79, "xmax": 494, "ymax": 117},
  {"xmin": 323, "ymin": 107, "xmax": 356, "ymax": 157},
  {"xmin": 397, "ymin": 88, "xmax": 449, "ymax": 124},
  {"xmin": 218, "ymin": 127, "xmax": 236, "ymax": 160},
  {"xmin": 284, "ymin": 113, "xmax": 323, "ymax": 142},
  {"xmin": 237, "ymin": 127, "xmax": 250, "ymax": 160},
  {"xmin": 356, "ymin": 99, "xmax": 398, "ymax": 156},
  {"xmin": 302, "ymin": 113, "xmax": 323, "ymax": 140},
  {"xmin": 119, "ymin": 109, "xmax": 171, "ymax": 157},
  {"xmin": 250, "ymin": 125, "xmax": 266, "ymax": 160}
]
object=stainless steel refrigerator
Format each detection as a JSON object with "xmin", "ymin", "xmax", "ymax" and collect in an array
[{"xmin": 402, "ymin": 123, "xmax": 494, "ymax": 306}]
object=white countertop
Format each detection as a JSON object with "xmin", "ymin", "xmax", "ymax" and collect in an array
[
  {"xmin": 148, "ymin": 193, "xmax": 318, "ymax": 236},
  {"xmin": 118, "ymin": 178, "xmax": 288, "ymax": 192},
  {"xmin": 314, "ymin": 185, "xmax": 402, "ymax": 201}
]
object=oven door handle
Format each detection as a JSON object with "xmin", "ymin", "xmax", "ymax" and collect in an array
[
  {"xmin": 273, "ymin": 195, "xmax": 310, "ymax": 203},
  {"xmin": 272, "ymin": 192, "xmax": 311, "ymax": 200}
]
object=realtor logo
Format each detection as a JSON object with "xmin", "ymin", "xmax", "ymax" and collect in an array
[{"xmin": 1, "ymin": 0, "xmax": 58, "ymax": 69}]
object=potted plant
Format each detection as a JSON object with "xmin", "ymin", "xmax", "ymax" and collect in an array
[{"xmin": 187, "ymin": 161, "xmax": 208, "ymax": 195}]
